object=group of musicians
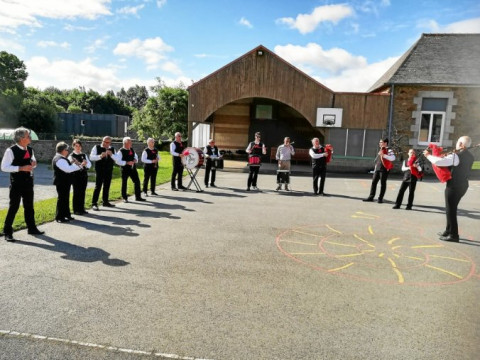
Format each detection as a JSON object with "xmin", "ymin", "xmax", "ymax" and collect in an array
[{"xmin": 1, "ymin": 127, "xmax": 475, "ymax": 244}]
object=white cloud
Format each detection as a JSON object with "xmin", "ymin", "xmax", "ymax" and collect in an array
[
  {"xmin": 157, "ymin": 0, "xmax": 167, "ymax": 8},
  {"xmin": 274, "ymin": 43, "xmax": 398, "ymax": 92},
  {"xmin": 418, "ymin": 17, "xmax": 480, "ymax": 33},
  {"xmin": 117, "ymin": 4, "xmax": 145, "ymax": 17},
  {"xmin": 239, "ymin": 17, "xmax": 253, "ymax": 29},
  {"xmin": 113, "ymin": 37, "xmax": 177, "ymax": 71},
  {"xmin": 0, "ymin": 36, "xmax": 25, "ymax": 54},
  {"xmin": 24, "ymin": 56, "xmax": 159, "ymax": 93},
  {"xmin": 84, "ymin": 37, "xmax": 110, "ymax": 53},
  {"xmin": 276, "ymin": 4, "xmax": 354, "ymax": 34},
  {"xmin": 275, "ymin": 43, "xmax": 367, "ymax": 75},
  {"xmin": 64, "ymin": 24, "xmax": 96, "ymax": 32},
  {"xmin": 0, "ymin": 0, "xmax": 112, "ymax": 32},
  {"xmin": 37, "ymin": 40, "xmax": 71, "ymax": 49},
  {"xmin": 357, "ymin": 0, "xmax": 391, "ymax": 16}
]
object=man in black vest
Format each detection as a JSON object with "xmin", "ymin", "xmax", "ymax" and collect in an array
[
  {"xmin": 203, "ymin": 139, "xmax": 221, "ymax": 187},
  {"xmin": 141, "ymin": 137, "xmax": 160, "ymax": 196},
  {"xmin": 116, "ymin": 137, "xmax": 146, "ymax": 202},
  {"xmin": 52, "ymin": 142, "xmax": 82, "ymax": 222},
  {"xmin": 1, "ymin": 127, "xmax": 44, "ymax": 241},
  {"xmin": 424, "ymin": 136, "xmax": 475, "ymax": 242},
  {"xmin": 309, "ymin": 137, "xmax": 329, "ymax": 196},
  {"xmin": 90, "ymin": 136, "xmax": 116, "ymax": 210},
  {"xmin": 170, "ymin": 132, "xmax": 186, "ymax": 191}
]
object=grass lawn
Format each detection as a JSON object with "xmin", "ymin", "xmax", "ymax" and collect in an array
[
  {"xmin": 1, "ymin": 151, "xmax": 173, "ymax": 233},
  {"xmin": 473, "ymin": 161, "xmax": 480, "ymax": 170}
]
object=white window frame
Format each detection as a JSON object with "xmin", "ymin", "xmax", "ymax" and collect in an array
[{"xmin": 417, "ymin": 111, "xmax": 445, "ymax": 146}]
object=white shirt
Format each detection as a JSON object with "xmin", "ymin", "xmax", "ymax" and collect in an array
[
  {"xmin": 90, "ymin": 145, "xmax": 116, "ymax": 162},
  {"xmin": 1, "ymin": 144, "xmax": 37, "ymax": 173},
  {"xmin": 141, "ymin": 148, "xmax": 161, "ymax": 163},
  {"xmin": 309, "ymin": 146, "xmax": 327, "ymax": 159},
  {"xmin": 68, "ymin": 152, "xmax": 92, "ymax": 169},
  {"xmin": 170, "ymin": 142, "xmax": 183, "ymax": 157},
  {"xmin": 115, "ymin": 149, "xmax": 138, "ymax": 166},
  {"xmin": 56, "ymin": 156, "xmax": 81, "ymax": 173},
  {"xmin": 428, "ymin": 153, "xmax": 459, "ymax": 167}
]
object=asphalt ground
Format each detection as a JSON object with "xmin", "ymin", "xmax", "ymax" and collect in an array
[{"xmin": 0, "ymin": 165, "xmax": 479, "ymax": 359}]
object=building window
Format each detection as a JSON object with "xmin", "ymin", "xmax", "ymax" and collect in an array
[
  {"xmin": 418, "ymin": 112, "xmax": 444, "ymax": 144},
  {"xmin": 328, "ymin": 128, "xmax": 382, "ymax": 157},
  {"xmin": 417, "ymin": 97, "xmax": 448, "ymax": 146}
]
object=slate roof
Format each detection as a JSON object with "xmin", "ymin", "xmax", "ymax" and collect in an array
[{"xmin": 369, "ymin": 33, "xmax": 480, "ymax": 92}]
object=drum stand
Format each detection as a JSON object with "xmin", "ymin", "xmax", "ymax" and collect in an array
[
  {"xmin": 185, "ymin": 166, "xmax": 203, "ymax": 192},
  {"xmin": 276, "ymin": 170, "xmax": 291, "ymax": 190}
]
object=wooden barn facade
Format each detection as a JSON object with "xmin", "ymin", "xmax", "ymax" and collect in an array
[{"xmin": 187, "ymin": 45, "xmax": 390, "ymax": 168}]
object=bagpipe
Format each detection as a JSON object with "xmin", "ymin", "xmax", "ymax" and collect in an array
[
  {"xmin": 380, "ymin": 147, "xmax": 394, "ymax": 170},
  {"xmin": 426, "ymin": 143, "xmax": 480, "ymax": 183},
  {"xmin": 325, "ymin": 144, "xmax": 333, "ymax": 163}
]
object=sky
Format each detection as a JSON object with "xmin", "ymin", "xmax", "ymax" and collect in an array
[{"xmin": 1, "ymin": 0, "xmax": 479, "ymax": 94}]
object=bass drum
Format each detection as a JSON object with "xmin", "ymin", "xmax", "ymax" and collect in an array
[{"xmin": 182, "ymin": 147, "xmax": 205, "ymax": 169}]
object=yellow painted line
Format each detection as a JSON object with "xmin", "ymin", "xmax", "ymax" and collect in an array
[
  {"xmin": 429, "ymin": 255, "xmax": 470, "ymax": 263},
  {"xmin": 279, "ymin": 239, "xmax": 317, "ymax": 246},
  {"xmin": 335, "ymin": 253, "xmax": 364, "ymax": 258},
  {"xmin": 328, "ymin": 263, "xmax": 354, "ymax": 272},
  {"xmin": 393, "ymin": 268, "xmax": 405, "ymax": 284},
  {"xmin": 411, "ymin": 244, "xmax": 444, "ymax": 249},
  {"xmin": 393, "ymin": 253, "xmax": 400, "ymax": 258},
  {"xmin": 356, "ymin": 211, "xmax": 380, "ymax": 218},
  {"xmin": 404, "ymin": 255, "xmax": 424, "ymax": 261},
  {"xmin": 387, "ymin": 257, "xmax": 398, "ymax": 268},
  {"xmin": 379, "ymin": 253, "xmax": 384, "ymax": 257},
  {"xmin": 353, "ymin": 234, "xmax": 375, "ymax": 247},
  {"xmin": 324, "ymin": 241, "xmax": 357, "ymax": 248},
  {"xmin": 424, "ymin": 264, "xmax": 463, "ymax": 279},
  {"xmin": 352, "ymin": 215, "xmax": 377, "ymax": 219},
  {"xmin": 388, "ymin": 237, "xmax": 401, "ymax": 245},
  {"xmin": 291, "ymin": 230, "xmax": 325, "ymax": 238},
  {"xmin": 368, "ymin": 225, "xmax": 374, "ymax": 234},
  {"xmin": 325, "ymin": 224, "xmax": 342, "ymax": 234}
]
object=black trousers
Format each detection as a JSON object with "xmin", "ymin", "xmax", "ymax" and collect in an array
[
  {"xmin": 313, "ymin": 166, "xmax": 326, "ymax": 194},
  {"xmin": 121, "ymin": 166, "xmax": 142, "ymax": 199},
  {"xmin": 4, "ymin": 177, "xmax": 36, "ymax": 235},
  {"xmin": 247, "ymin": 165, "xmax": 260, "ymax": 187},
  {"xmin": 72, "ymin": 172, "xmax": 88, "ymax": 213},
  {"xmin": 368, "ymin": 170, "xmax": 389, "ymax": 200},
  {"xmin": 55, "ymin": 181, "xmax": 72, "ymax": 220},
  {"xmin": 395, "ymin": 177, "xmax": 417, "ymax": 207},
  {"xmin": 171, "ymin": 160, "xmax": 184, "ymax": 188},
  {"xmin": 445, "ymin": 184, "xmax": 468, "ymax": 237},
  {"xmin": 204, "ymin": 161, "xmax": 216, "ymax": 185},
  {"xmin": 92, "ymin": 167, "xmax": 113, "ymax": 205},
  {"xmin": 143, "ymin": 165, "xmax": 158, "ymax": 192}
]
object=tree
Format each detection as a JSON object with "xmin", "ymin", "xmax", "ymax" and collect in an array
[
  {"xmin": 19, "ymin": 88, "xmax": 60, "ymax": 133},
  {"xmin": 0, "ymin": 51, "xmax": 28, "ymax": 127},
  {"xmin": 116, "ymin": 85, "xmax": 149, "ymax": 110},
  {"xmin": 130, "ymin": 79, "xmax": 188, "ymax": 140}
]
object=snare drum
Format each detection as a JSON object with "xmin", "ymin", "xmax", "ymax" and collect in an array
[
  {"xmin": 212, "ymin": 158, "xmax": 224, "ymax": 169},
  {"xmin": 182, "ymin": 147, "xmax": 205, "ymax": 169}
]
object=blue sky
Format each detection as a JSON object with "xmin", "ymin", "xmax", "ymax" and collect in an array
[{"xmin": 1, "ymin": 0, "xmax": 479, "ymax": 93}]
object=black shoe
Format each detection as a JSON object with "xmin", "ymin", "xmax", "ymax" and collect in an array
[
  {"xmin": 210, "ymin": 184, "xmax": 216, "ymax": 187},
  {"xmin": 151, "ymin": 191, "xmax": 158, "ymax": 196},
  {"xmin": 143, "ymin": 191, "xmax": 148, "ymax": 197},
  {"xmin": 437, "ymin": 231, "xmax": 449, "ymax": 237},
  {"xmin": 92, "ymin": 204, "xmax": 99, "ymax": 211},
  {"xmin": 205, "ymin": 184, "xmax": 209, "ymax": 188},
  {"xmin": 179, "ymin": 186, "xmax": 188, "ymax": 190},
  {"xmin": 439, "ymin": 235, "xmax": 459, "ymax": 243},
  {"xmin": 56, "ymin": 218, "xmax": 69, "ymax": 223},
  {"xmin": 363, "ymin": 198, "xmax": 374, "ymax": 202},
  {"xmin": 28, "ymin": 228, "xmax": 44, "ymax": 235},
  {"xmin": 123, "ymin": 198, "xmax": 129, "ymax": 203},
  {"xmin": 103, "ymin": 202, "xmax": 115, "ymax": 207},
  {"xmin": 405, "ymin": 206, "xmax": 412, "ymax": 210},
  {"xmin": 74, "ymin": 211, "xmax": 83, "ymax": 215},
  {"xmin": 392, "ymin": 205, "xmax": 400, "ymax": 209},
  {"xmin": 5, "ymin": 234, "xmax": 15, "ymax": 242},
  {"xmin": 319, "ymin": 192, "xmax": 329, "ymax": 196},
  {"xmin": 377, "ymin": 199, "xmax": 383, "ymax": 204},
  {"xmin": 136, "ymin": 197, "xmax": 146, "ymax": 202},
  {"xmin": 246, "ymin": 187, "xmax": 251, "ymax": 191},
  {"xmin": 172, "ymin": 188, "xmax": 178, "ymax": 191},
  {"xmin": 66, "ymin": 216, "xmax": 75, "ymax": 221}
]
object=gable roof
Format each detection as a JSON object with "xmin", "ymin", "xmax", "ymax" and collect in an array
[{"xmin": 369, "ymin": 33, "xmax": 480, "ymax": 92}]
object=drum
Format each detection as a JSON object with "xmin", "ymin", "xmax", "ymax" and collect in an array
[
  {"xmin": 182, "ymin": 147, "xmax": 205, "ymax": 169},
  {"xmin": 212, "ymin": 158, "xmax": 224, "ymax": 169},
  {"xmin": 248, "ymin": 156, "xmax": 261, "ymax": 166}
]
